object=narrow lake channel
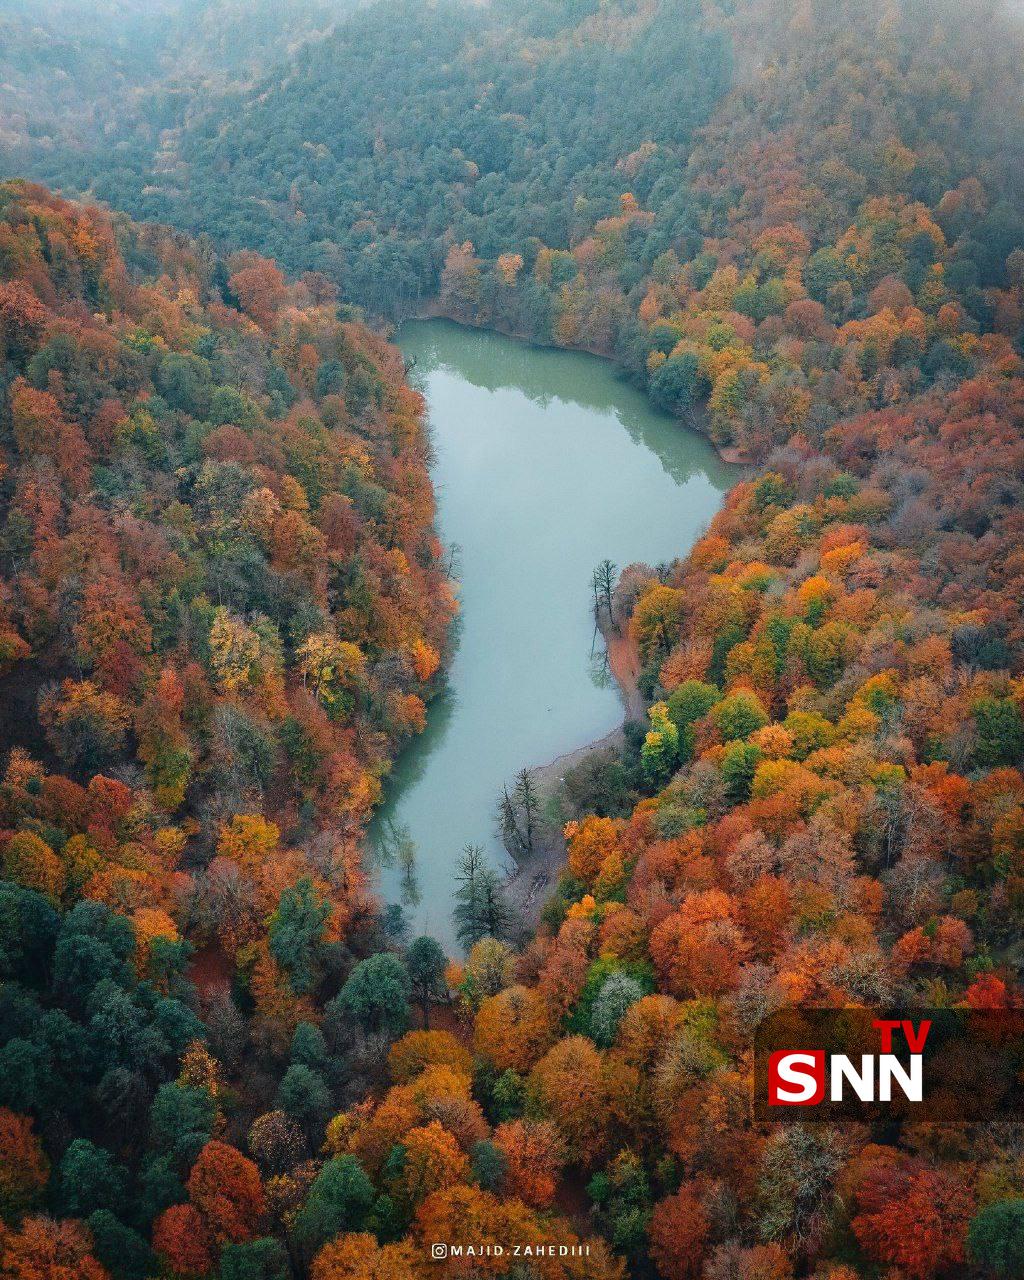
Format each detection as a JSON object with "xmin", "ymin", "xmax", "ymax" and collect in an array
[{"xmin": 371, "ymin": 319, "xmax": 734, "ymax": 947}]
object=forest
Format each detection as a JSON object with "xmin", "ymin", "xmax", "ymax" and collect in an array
[{"xmin": 4, "ymin": 0, "xmax": 1024, "ymax": 1276}]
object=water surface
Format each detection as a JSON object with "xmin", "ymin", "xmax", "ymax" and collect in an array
[{"xmin": 372, "ymin": 320, "xmax": 733, "ymax": 946}]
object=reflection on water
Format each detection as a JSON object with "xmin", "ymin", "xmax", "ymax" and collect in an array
[
  {"xmin": 370, "ymin": 319, "xmax": 735, "ymax": 948},
  {"xmin": 405, "ymin": 322, "xmax": 720, "ymax": 488},
  {"xmin": 373, "ymin": 817, "xmax": 421, "ymax": 909},
  {"xmin": 588, "ymin": 641, "xmax": 613, "ymax": 691}
]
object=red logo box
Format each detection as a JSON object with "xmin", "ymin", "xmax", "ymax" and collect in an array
[{"xmin": 767, "ymin": 1049, "xmax": 825, "ymax": 1106}]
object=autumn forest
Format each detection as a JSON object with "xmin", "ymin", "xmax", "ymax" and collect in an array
[{"xmin": 2, "ymin": 0, "xmax": 1024, "ymax": 1278}]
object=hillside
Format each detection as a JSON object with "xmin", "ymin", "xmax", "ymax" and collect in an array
[
  {"xmin": 0, "ymin": 181, "xmax": 465, "ymax": 1277},
  {"xmin": 1, "ymin": 0, "xmax": 732, "ymax": 313},
  {"xmin": 6, "ymin": 0, "xmax": 1024, "ymax": 463},
  {"xmin": 0, "ymin": 0, "xmax": 366, "ymax": 156}
]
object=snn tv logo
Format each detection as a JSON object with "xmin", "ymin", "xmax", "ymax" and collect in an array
[
  {"xmin": 755, "ymin": 1007, "xmax": 1024, "ymax": 1122},
  {"xmin": 768, "ymin": 1019, "xmax": 931, "ymax": 1107}
]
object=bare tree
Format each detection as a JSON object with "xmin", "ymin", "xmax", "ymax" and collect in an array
[
  {"xmin": 444, "ymin": 541, "xmax": 462, "ymax": 580},
  {"xmin": 452, "ymin": 843, "xmax": 512, "ymax": 948},
  {"xmin": 592, "ymin": 559, "xmax": 617, "ymax": 629}
]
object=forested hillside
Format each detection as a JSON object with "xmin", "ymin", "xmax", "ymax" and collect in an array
[
  {"xmin": 0, "ymin": 181, "xmax": 467, "ymax": 1278},
  {"xmin": 4, "ymin": 0, "xmax": 1024, "ymax": 1277},
  {"xmin": 7, "ymin": 0, "xmax": 1024, "ymax": 460},
  {"xmin": 425, "ymin": 2, "xmax": 1024, "ymax": 1275},
  {"xmin": 1, "ymin": 0, "xmax": 732, "ymax": 315},
  {"xmin": 0, "ymin": 0, "xmax": 364, "ymax": 158}
]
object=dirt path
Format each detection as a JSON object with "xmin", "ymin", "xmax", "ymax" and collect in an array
[
  {"xmin": 502, "ymin": 617, "xmax": 644, "ymax": 931},
  {"xmin": 606, "ymin": 624, "xmax": 644, "ymax": 721}
]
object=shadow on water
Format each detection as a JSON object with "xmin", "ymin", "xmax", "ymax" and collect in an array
[
  {"xmin": 409, "ymin": 319, "xmax": 731, "ymax": 490},
  {"xmin": 370, "ymin": 678, "xmax": 457, "ymax": 842}
]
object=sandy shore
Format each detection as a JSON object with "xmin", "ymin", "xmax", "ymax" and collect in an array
[{"xmin": 502, "ymin": 617, "xmax": 644, "ymax": 930}]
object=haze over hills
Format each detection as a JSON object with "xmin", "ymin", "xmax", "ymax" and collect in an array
[
  {"xmin": 10, "ymin": 0, "xmax": 1017, "ymax": 464},
  {"xmin": 5, "ymin": 0, "xmax": 1023, "ymax": 350},
  {"xmin": 0, "ymin": 0, "xmax": 369, "ymax": 151},
  {"xmin": 2, "ymin": 0, "xmax": 732, "ymax": 311}
]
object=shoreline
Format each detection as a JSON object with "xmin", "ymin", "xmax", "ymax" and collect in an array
[
  {"xmin": 502, "ymin": 615, "xmax": 644, "ymax": 930},
  {"xmin": 387, "ymin": 310, "xmax": 746, "ymax": 932},
  {"xmin": 396, "ymin": 305, "xmax": 752, "ymax": 469}
]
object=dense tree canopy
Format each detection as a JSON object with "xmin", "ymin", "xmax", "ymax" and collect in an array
[
  {"xmin": 0, "ymin": 181, "xmax": 457, "ymax": 1278},
  {"xmin": 4, "ymin": 0, "xmax": 1024, "ymax": 1275}
]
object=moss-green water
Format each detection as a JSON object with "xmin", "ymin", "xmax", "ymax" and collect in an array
[{"xmin": 371, "ymin": 320, "xmax": 734, "ymax": 946}]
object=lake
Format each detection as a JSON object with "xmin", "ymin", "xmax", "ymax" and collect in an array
[{"xmin": 371, "ymin": 319, "xmax": 734, "ymax": 947}]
